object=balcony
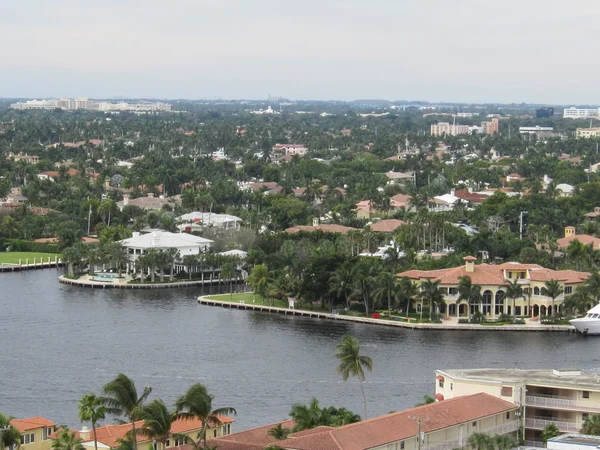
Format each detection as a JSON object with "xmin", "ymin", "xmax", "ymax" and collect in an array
[
  {"xmin": 421, "ymin": 421, "xmax": 519, "ymax": 450},
  {"xmin": 526, "ymin": 394, "xmax": 600, "ymax": 413},
  {"xmin": 523, "ymin": 440, "xmax": 544, "ymax": 448},
  {"xmin": 525, "ymin": 417, "xmax": 579, "ymax": 433}
]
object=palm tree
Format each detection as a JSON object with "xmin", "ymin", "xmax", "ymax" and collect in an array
[
  {"xmin": 335, "ymin": 335, "xmax": 373, "ymax": 419},
  {"xmin": 104, "ymin": 243, "xmax": 129, "ymax": 277},
  {"xmin": 182, "ymin": 255, "xmax": 198, "ymax": 281},
  {"xmin": 325, "ymin": 407, "xmax": 361, "ymax": 426},
  {"xmin": 247, "ymin": 264, "xmax": 270, "ymax": 303},
  {"xmin": 51, "ymin": 429, "xmax": 85, "ymax": 450},
  {"xmin": 101, "ymin": 374, "xmax": 152, "ymax": 450},
  {"xmin": 373, "ymin": 271, "xmax": 397, "ymax": 317},
  {"xmin": 289, "ymin": 398, "xmax": 329, "ymax": 432},
  {"xmin": 352, "ymin": 263, "xmax": 375, "ymax": 317},
  {"xmin": 504, "ymin": 279, "xmax": 523, "ymax": 323},
  {"xmin": 493, "ymin": 434, "xmax": 516, "ymax": 450},
  {"xmin": 62, "ymin": 246, "xmax": 82, "ymax": 277},
  {"xmin": 78, "ymin": 394, "xmax": 107, "ymax": 450},
  {"xmin": 0, "ymin": 413, "xmax": 21, "ymax": 450},
  {"xmin": 542, "ymin": 279, "xmax": 563, "ymax": 318},
  {"xmin": 581, "ymin": 414, "xmax": 600, "ymax": 435},
  {"xmin": 329, "ymin": 263, "xmax": 354, "ymax": 311},
  {"xmin": 418, "ymin": 278, "xmax": 444, "ymax": 321},
  {"xmin": 397, "ymin": 277, "xmax": 418, "ymax": 318},
  {"xmin": 415, "ymin": 395, "xmax": 435, "ymax": 406},
  {"xmin": 457, "ymin": 276, "xmax": 481, "ymax": 322},
  {"xmin": 267, "ymin": 424, "xmax": 291, "ymax": 440},
  {"xmin": 585, "ymin": 271, "xmax": 600, "ymax": 303},
  {"xmin": 139, "ymin": 400, "xmax": 184, "ymax": 450},
  {"xmin": 467, "ymin": 432, "xmax": 493, "ymax": 450},
  {"xmin": 563, "ymin": 286, "xmax": 594, "ymax": 316},
  {"xmin": 220, "ymin": 262, "xmax": 236, "ymax": 300},
  {"xmin": 164, "ymin": 248, "xmax": 180, "ymax": 280},
  {"xmin": 174, "ymin": 383, "xmax": 236, "ymax": 450}
]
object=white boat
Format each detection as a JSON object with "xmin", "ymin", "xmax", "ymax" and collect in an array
[{"xmin": 570, "ymin": 304, "xmax": 600, "ymax": 335}]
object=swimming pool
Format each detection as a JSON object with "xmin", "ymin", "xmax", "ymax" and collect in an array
[{"xmin": 91, "ymin": 273, "xmax": 130, "ymax": 282}]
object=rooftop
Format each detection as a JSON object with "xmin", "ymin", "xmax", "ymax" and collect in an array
[
  {"xmin": 549, "ymin": 433, "xmax": 600, "ymax": 445},
  {"xmin": 10, "ymin": 417, "xmax": 56, "ymax": 432},
  {"xmin": 286, "ymin": 224, "xmax": 358, "ymax": 235},
  {"xmin": 438, "ymin": 368, "xmax": 600, "ymax": 390},
  {"xmin": 120, "ymin": 230, "xmax": 213, "ymax": 249}
]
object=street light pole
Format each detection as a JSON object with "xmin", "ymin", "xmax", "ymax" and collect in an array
[{"xmin": 408, "ymin": 415, "xmax": 430, "ymax": 450}]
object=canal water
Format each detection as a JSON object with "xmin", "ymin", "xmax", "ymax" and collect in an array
[{"xmin": 2, "ymin": 269, "xmax": 600, "ymax": 431}]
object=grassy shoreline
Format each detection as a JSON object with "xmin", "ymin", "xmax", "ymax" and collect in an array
[{"xmin": 0, "ymin": 252, "xmax": 61, "ymax": 265}]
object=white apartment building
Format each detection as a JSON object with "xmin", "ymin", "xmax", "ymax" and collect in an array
[
  {"xmin": 576, "ymin": 127, "xmax": 600, "ymax": 138},
  {"xmin": 563, "ymin": 107, "xmax": 600, "ymax": 119},
  {"xmin": 11, "ymin": 98, "xmax": 172, "ymax": 112},
  {"xmin": 434, "ymin": 368, "xmax": 600, "ymax": 446},
  {"xmin": 430, "ymin": 122, "xmax": 470, "ymax": 136},
  {"xmin": 519, "ymin": 126, "xmax": 555, "ymax": 136}
]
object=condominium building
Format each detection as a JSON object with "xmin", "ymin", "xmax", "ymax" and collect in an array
[
  {"xmin": 430, "ymin": 122, "xmax": 470, "ymax": 136},
  {"xmin": 11, "ymin": 98, "xmax": 172, "ymax": 112},
  {"xmin": 563, "ymin": 107, "xmax": 600, "ymax": 119},
  {"xmin": 397, "ymin": 257, "xmax": 589, "ymax": 318},
  {"xmin": 434, "ymin": 368, "xmax": 600, "ymax": 446},
  {"xmin": 6, "ymin": 152, "xmax": 39, "ymax": 164},
  {"xmin": 482, "ymin": 118, "xmax": 500, "ymax": 135},
  {"xmin": 576, "ymin": 127, "xmax": 600, "ymax": 138},
  {"xmin": 519, "ymin": 126, "xmax": 555, "ymax": 137}
]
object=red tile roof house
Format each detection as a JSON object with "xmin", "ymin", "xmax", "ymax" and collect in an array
[
  {"xmin": 180, "ymin": 393, "xmax": 517, "ymax": 450},
  {"xmin": 370, "ymin": 219, "xmax": 406, "ymax": 233},
  {"xmin": 556, "ymin": 226, "xmax": 600, "ymax": 251},
  {"xmin": 10, "ymin": 416, "xmax": 56, "ymax": 448}
]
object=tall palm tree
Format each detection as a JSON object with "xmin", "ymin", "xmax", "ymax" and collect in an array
[
  {"xmin": 289, "ymin": 398, "xmax": 327, "ymax": 432},
  {"xmin": 352, "ymin": 264, "xmax": 375, "ymax": 317},
  {"xmin": 504, "ymin": 279, "xmax": 523, "ymax": 323},
  {"xmin": 335, "ymin": 335, "xmax": 373, "ymax": 419},
  {"xmin": 78, "ymin": 394, "xmax": 107, "ymax": 450},
  {"xmin": 164, "ymin": 248, "xmax": 180, "ymax": 280},
  {"xmin": 139, "ymin": 400, "xmax": 186, "ymax": 450},
  {"xmin": 248, "ymin": 264, "xmax": 270, "ymax": 303},
  {"xmin": 182, "ymin": 255, "xmax": 198, "ymax": 281},
  {"xmin": 51, "ymin": 429, "xmax": 85, "ymax": 450},
  {"xmin": 457, "ymin": 276, "xmax": 481, "ymax": 322},
  {"xmin": 418, "ymin": 278, "xmax": 444, "ymax": 321},
  {"xmin": 0, "ymin": 413, "xmax": 21, "ymax": 450},
  {"xmin": 174, "ymin": 383, "xmax": 236, "ymax": 450},
  {"xmin": 104, "ymin": 243, "xmax": 129, "ymax": 277},
  {"xmin": 397, "ymin": 277, "xmax": 418, "ymax": 318},
  {"xmin": 581, "ymin": 414, "xmax": 600, "ymax": 435},
  {"xmin": 101, "ymin": 374, "xmax": 152, "ymax": 450},
  {"xmin": 329, "ymin": 263, "xmax": 354, "ymax": 311},
  {"xmin": 267, "ymin": 424, "xmax": 291, "ymax": 440},
  {"xmin": 220, "ymin": 262, "xmax": 236, "ymax": 300},
  {"xmin": 542, "ymin": 279, "xmax": 563, "ymax": 318},
  {"xmin": 373, "ymin": 271, "xmax": 397, "ymax": 317}
]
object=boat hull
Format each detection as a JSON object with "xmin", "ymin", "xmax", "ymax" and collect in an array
[{"xmin": 570, "ymin": 318, "xmax": 600, "ymax": 335}]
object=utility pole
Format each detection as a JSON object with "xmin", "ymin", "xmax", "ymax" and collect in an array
[{"xmin": 408, "ymin": 415, "xmax": 429, "ymax": 450}]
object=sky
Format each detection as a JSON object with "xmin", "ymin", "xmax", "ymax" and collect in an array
[{"xmin": 1, "ymin": 0, "xmax": 599, "ymax": 104}]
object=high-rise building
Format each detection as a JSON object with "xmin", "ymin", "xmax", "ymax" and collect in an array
[
  {"xmin": 430, "ymin": 122, "xmax": 470, "ymax": 136},
  {"xmin": 481, "ymin": 117, "xmax": 500, "ymax": 135},
  {"xmin": 536, "ymin": 107, "xmax": 554, "ymax": 118},
  {"xmin": 563, "ymin": 107, "xmax": 600, "ymax": 119}
]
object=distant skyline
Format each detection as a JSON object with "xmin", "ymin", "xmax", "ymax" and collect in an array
[{"xmin": 1, "ymin": 0, "xmax": 599, "ymax": 104}]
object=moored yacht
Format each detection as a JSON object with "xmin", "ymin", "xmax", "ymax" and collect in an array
[{"xmin": 570, "ymin": 304, "xmax": 600, "ymax": 335}]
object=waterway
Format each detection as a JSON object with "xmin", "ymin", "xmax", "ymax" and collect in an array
[{"xmin": 2, "ymin": 269, "xmax": 600, "ymax": 431}]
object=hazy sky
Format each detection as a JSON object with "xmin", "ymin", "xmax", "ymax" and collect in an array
[{"xmin": 1, "ymin": 0, "xmax": 599, "ymax": 103}]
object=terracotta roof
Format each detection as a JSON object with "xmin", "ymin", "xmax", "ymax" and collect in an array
[
  {"xmin": 275, "ymin": 393, "xmax": 516, "ymax": 450},
  {"xmin": 391, "ymin": 193, "xmax": 411, "ymax": 208},
  {"xmin": 454, "ymin": 189, "xmax": 488, "ymax": 205},
  {"xmin": 397, "ymin": 261, "xmax": 588, "ymax": 287},
  {"xmin": 11, "ymin": 417, "xmax": 56, "ymax": 432},
  {"xmin": 248, "ymin": 182, "xmax": 283, "ymax": 193},
  {"xmin": 463, "ymin": 256, "xmax": 477, "ymax": 261},
  {"xmin": 286, "ymin": 224, "xmax": 357, "ymax": 234},
  {"xmin": 72, "ymin": 417, "xmax": 233, "ymax": 448},
  {"xmin": 557, "ymin": 234, "xmax": 600, "ymax": 249},
  {"xmin": 371, "ymin": 219, "xmax": 406, "ymax": 233},
  {"xmin": 199, "ymin": 419, "xmax": 295, "ymax": 450}
]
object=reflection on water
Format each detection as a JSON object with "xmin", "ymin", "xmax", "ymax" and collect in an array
[{"xmin": 1, "ymin": 269, "xmax": 597, "ymax": 431}]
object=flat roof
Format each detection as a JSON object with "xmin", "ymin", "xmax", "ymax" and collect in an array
[
  {"xmin": 550, "ymin": 433, "xmax": 600, "ymax": 445},
  {"xmin": 438, "ymin": 368, "xmax": 600, "ymax": 389}
]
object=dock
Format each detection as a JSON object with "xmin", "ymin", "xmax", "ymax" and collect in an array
[
  {"xmin": 197, "ymin": 297, "xmax": 577, "ymax": 333},
  {"xmin": 0, "ymin": 258, "xmax": 64, "ymax": 272},
  {"xmin": 59, "ymin": 275, "xmax": 242, "ymax": 289}
]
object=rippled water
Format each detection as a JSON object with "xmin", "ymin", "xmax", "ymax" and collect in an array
[{"xmin": 2, "ymin": 269, "xmax": 600, "ymax": 430}]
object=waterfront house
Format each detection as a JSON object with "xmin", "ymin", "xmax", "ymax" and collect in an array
[
  {"xmin": 9, "ymin": 417, "xmax": 56, "ymax": 450},
  {"xmin": 120, "ymin": 230, "xmax": 213, "ymax": 272},
  {"xmin": 197, "ymin": 393, "xmax": 517, "ymax": 450},
  {"xmin": 397, "ymin": 256, "xmax": 589, "ymax": 318},
  {"xmin": 556, "ymin": 226, "xmax": 600, "ymax": 251},
  {"xmin": 435, "ymin": 368, "xmax": 600, "ymax": 446},
  {"xmin": 370, "ymin": 219, "xmax": 406, "ymax": 233},
  {"xmin": 68, "ymin": 416, "xmax": 234, "ymax": 450},
  {"xmin": 116, "ymin": 193, "xmax": 180, "ymax": 212},
  {"xmin": 177, "ymin": 212, "xmax": 243, "ymax": 232}
]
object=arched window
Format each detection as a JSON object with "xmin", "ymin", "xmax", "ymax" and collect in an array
[{"xmin": 534, "ymin": 287, "xmax": 540, "ymax": 295}]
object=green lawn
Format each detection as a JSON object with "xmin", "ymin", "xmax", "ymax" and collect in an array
[
  {"xmin": 0, "ymin": 252, "xmax": 61, "ymax": 265},
  {"xmin": 206, "ymin": 292, "xmax": 289, "ymax": 308}
]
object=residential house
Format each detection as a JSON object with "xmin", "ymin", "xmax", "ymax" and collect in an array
[
  {"xmin": 454, "ymin": 189, "xmax": 488, "ymax": 205},
  {"xmin": 200, "ymin": 393, "xmax": 518, "ymax": 450},
  {"xmin": 116, "ymin": 193, "xmax": 180, "ymax": 211},
  {"xmin": 286, "ymin": 219, "xmax": 358, "ymax": 235},
  {"xmin": 272, "ymin": 144, "xmax": 308, "ymax": 156},
  {"xmin": 370, "ymin": 219, "xmax": 406, "ymax": 233},
  {"xmin": 245, "ymin": 182, "xmax": 283, "ymax": 195},
  {"xmin": 6, "ymin": 152, "xmax": 39, "ymax": 164},
  {"xmin": 390, "ymin": 193, "xmax": 412, "ymax": 211},
  {"xmin": 71, "ymin": 416, "xmax": 234, "ymax": 450},
  {"xmin": 384, "ymin": 171, "xmax": 415, "ymax": 185},
  {"xmin": 428, "ymin": 191, "xmax": 462, "ymax": 212},
  {"xmin": 120, "ymin": 230, "xmax": 213, "ymax": 272},
  {"xmin": 0, "ymin": 187, "xmax": 27, "ymax": 205},
  {"xmin": 557, "ymin": 226, "xmax": 600, "ymax": 251},
  {"xmin": 556, "ymin": 183, "xmax": 575, "ymax": 197},
  {"xmin": 589, "ymin": 162, "xmax": 600, "ymax": 173},
  {"xmin": 435, "ymin": 368, "xmax": 600, "ymax": 446},
  {"xmin": 37, "ymin": 169, "xmax": 79, "ymax": 181},
  {"xmin": 354, "ymin": 200, "xmax": 376, "ymax": 219},
  {"xmin": 9, "ymin": 417, "xmax": 56, "ymax": 450},
  {"xmin": 177, "ymin": 212, "xmax": 243, "ymax": 232},
  {"xmin": 397, "ymin": 256, "xmax": 589, "ymax": 318},
  {"xmin": 583, "ymin": 207, "xmax": 600, "ymax": 221},
  {"xmin": 577, "ymin": 127, "xmax": 600, "ymax": 138},
  {"xmin": 502, "ymin": 173, "xmax": 526, "ymax": 184}
]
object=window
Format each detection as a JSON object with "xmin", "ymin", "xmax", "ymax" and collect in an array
[
  {"xmin": 166, "ymin": 440, "xmax": 170, "ymax": 448},
  {"xmin": 174, "ymin": 438, "xmax": 186, "ymax": 446},
  {"xmin": 227, "ymin": 424, "xmax": 231, "ymax": 434},
  {"xmin": 534, "ymin": 287, "xmax": 540, "ymax": 295},
  {"xmin": 583, "ymin": 413, "xmax": 589, "ymax": 421},
  {"xmin": 439, "ymin": 380, "xmax": 444, "ymax": 388},
  {"xmin": 564, "ymin": 286, "xmax": 573, "ymax": 294},
  {"xmin": 450, "ymin": 383, "xmax": 453, "ymax": 391},
  {"xmin": 583, "ymin": 391, "xmax": 590, "ymax": 399},
  {"xmin": 400, "ymin": 441, "xmax": 405, "ymax": 450},
  {"xmin": 506, "ymin": 412, "xmax": 510, "ymax": 420},
  {"xmin": 21, "ymin": 433, "xmax": 35, "ymax": 445},
  {"xmin": 448, "ymin": 288, "xmax": 457, "ymax": 295},
  {"xmin": 472, "ymin": 421, "xmax": 477, "ymax": 428},
  {"xmin": 213, "ymin": 429, "xmax": 217, "ymax": 438},
  {"xmin": 501, "ymin": 386, "xmax": 513, "ymax": 397}
]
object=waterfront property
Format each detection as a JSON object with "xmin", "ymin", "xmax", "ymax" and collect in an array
[
  {"xmin": 119, "ymin": 230, "xmax": 213, "ymax": 272},
  {"xmin": 9, "ymin": 416, "xmax": 56, "ymax": 450},
  {"xmin": 196, "ymin": 393, "xmax": 517, "ymax": 450},
  {"xmin": 176, "ymin": 212, "xmax": 243, "ymax": 232},
  {"xmin": 397, "ymin": 257, "xmax": 589, "ymax": 319},
  {"xmin": 68, "ymin": 417, "xmax": 234, "ymax": 450},
  {"xmin": 434, "ymin": 368, "xmax": 600, "ymax": 446}
]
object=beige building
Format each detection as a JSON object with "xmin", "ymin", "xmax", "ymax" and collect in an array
[
  {"xmin": 9, "ymin": 417, "xmax": 56, "ymax": 450},
  {"xmin": 207, "ymin": 393, "xmax": 517, "ymax": 450},
  {"xmin": 430, "ymin": 122, "xmax": 470, "ymax": 136},
  {"xmin": 577, "ymin": 127, "xmax": 600, "ymax": 138},
  {"xmin": 398, "ymin": 257, "xmax": 589, "ymax": 318},
  {"xmin": 435, "ymin": 368, "xmax": 600, "ymax": 446},
  {"xmin": 482, "ymin": 118, "xmax": 500, "ymax": 135},
  {"xmin": 556, "ymin": 226, "xmax": 600, "ymax": 251}
]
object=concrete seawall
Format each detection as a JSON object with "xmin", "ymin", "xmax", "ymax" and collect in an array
[
  {"xmin": 59, "ymin": 275, "xmax": 242, "ymax": 289},
  {"xmin": 198, "ymin": 297, "xmax": 577, "ymax": 333}
]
